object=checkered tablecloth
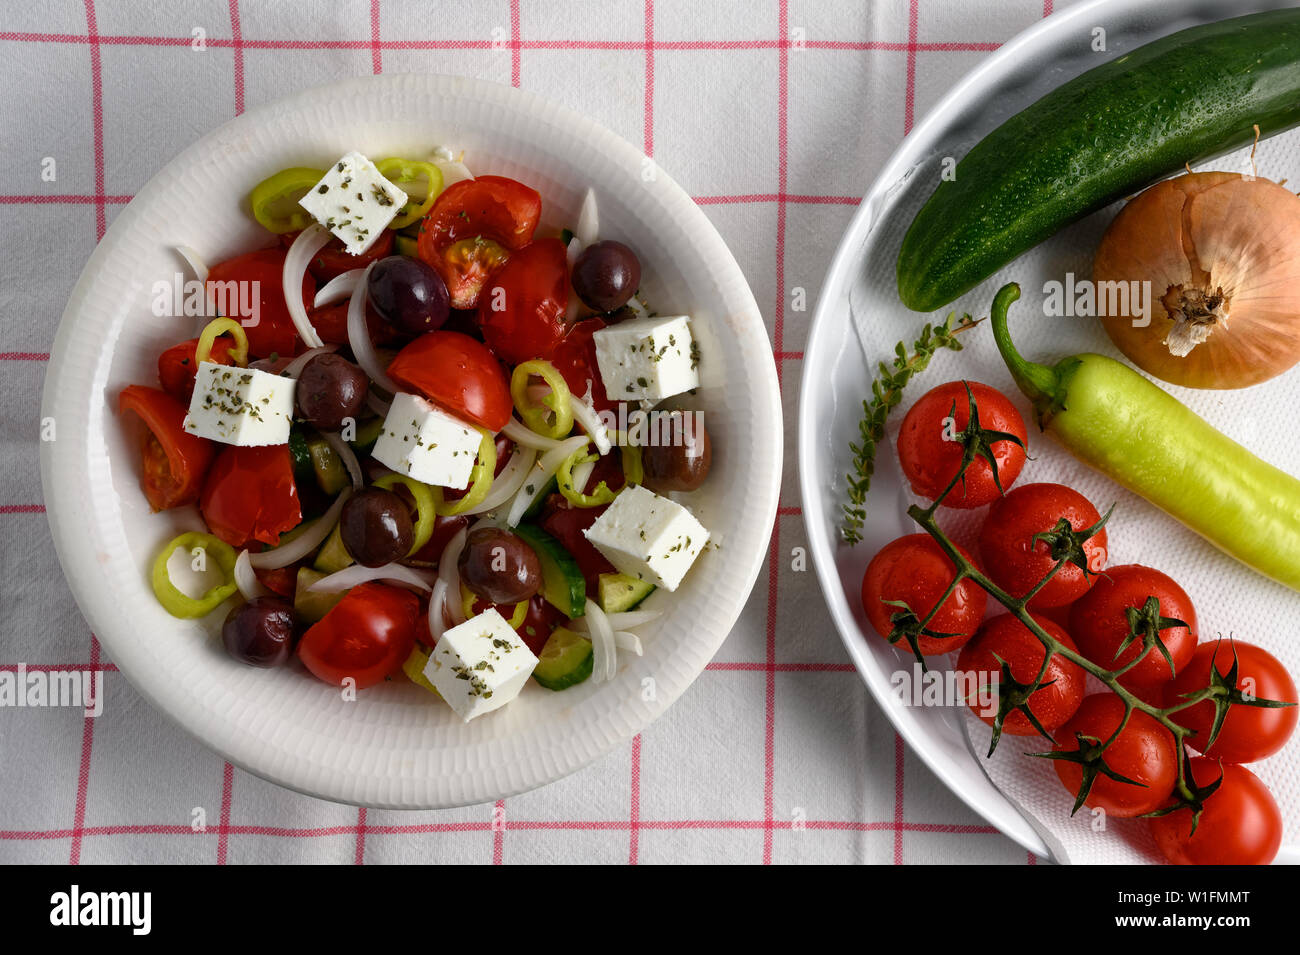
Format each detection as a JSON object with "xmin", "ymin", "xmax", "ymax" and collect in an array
[{"xmin": 0, "ymin": 0, "xmax": 1076, "ymax": 865}]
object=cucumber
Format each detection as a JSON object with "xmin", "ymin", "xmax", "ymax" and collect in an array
[
  {"xmin": 598, "ymin": 572, "xmax": 654, "ymax": 614},
  {"xmin": 521, "ymin": 475, "xmax": 557, "ymax": 522},
  {"xmin": 306, "ymin": 433, "xmax": 349, "ymax": 495},
  {"xmin": 394, "ymin": 234, "xmax": 419, "ymax": 258},
  {"xmin": 313, "ymin": 522, "xmax": 354, "ymax": 573},
  {"xmin": 532, "ymin": 627, "xmax": 594, "ymax": 691},
  {"xmin": 349, "ymin": 416, "xmax": 384, "ymax": 454},
  {"xmin": 288, "ymin": 430, "xmax": 315, "ymax": 487},
  {"xmin": 293, "ymin": 567, "xmax": 346, "ymax": 623},
  {"xmin": 513, "ymin": 522, "xmax": 586, "ymax": 618},
  {"xmin": 897, "ymin": 9, "xmax": 1300, "ymax": 312}
]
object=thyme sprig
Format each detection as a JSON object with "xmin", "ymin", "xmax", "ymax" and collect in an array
[{"xmin": 841, "ymin": 311, "xmax": 981, "ymax": 544}]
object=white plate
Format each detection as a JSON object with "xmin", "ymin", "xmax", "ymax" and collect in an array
[
  {"xmin": 40, "ymin": 74, "xmax": 781, "ymax": 809},
  {"xmin": 800, "ymin": 0, "xmax": 1300, "ymax": 859}
]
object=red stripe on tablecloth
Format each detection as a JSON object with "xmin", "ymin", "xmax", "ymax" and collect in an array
[
  {"xmin": 1043, "ymin": 0, "xmax": 1054, "ymax": 15},
  {"xmin": 893, "ymin": 733, "xmax": 906, "ymax": 863},
  {"xmin": 0, "ymin": 194, "xmax": 131, "ymax": 205},
  {"xmin": 692, "ymin": 193, "xmax": 859, "ymax": 206},
  {"xmin": 629, "ymin": 734, "xmax": 642, "ymax": 864},
  {"xmin": 509, "ymin": 0, "xmax": 520, "ymax": 86},
  {"xmin": 707, "ymin": 661, "xmax": 855, "ymax": 672},
  {"xmin": 68, "ymin": 634, "xmax": 101, "ymax": 864},
  {"xmin": 0, "ymin": 662, "xmax": 117, "ymax": 672},
  {"xmin": 904, "ymin": 0, "xmax": 919, "ymax": 136},
  {"xmin": 0, "ymin": 33, "xmax": 1005, "ymax": 53},
  {"xmin": 82, "ymin": 0, "xmax": 105, "ymax": 241},
  {"xmin": 643, "ymin": 0, "xmax": 655, "ymax": 156},
  {"xmin": 354, "ymin": 807, "xmax": 368, "ymax": 863},
  {"xmin": 216, "ymin": 762, "xmax": 233, "ymax": 863},
  {"xmin": 0, "ymin": 504, "xmax": 46, "ymax": 513},
  {"xmin": 492, "ymin": 800, "xmax": 505, "ymax": 863},
  {"xmin": 1, "ymin": 819, "xmax": 999, "ymax": 839},
  {"xmin": 228, "ymin": 0, "xmax": 244, "ymax": 115},
  {"xmin": 370, "ymin": 0, "xmax": 382, "ymax": 75}
]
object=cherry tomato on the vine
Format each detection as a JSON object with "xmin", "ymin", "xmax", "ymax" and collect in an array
[
  {"xmin": 1148, "ymin": 759, "xmax": 1282, "ymax": 865},
  {"xmin": 861, "ymin": 534, "xmax": 987, "ymax": 656},
  {"xmin": 897, "ymin": 380, "xmax": 1028, "ymax": 509}
]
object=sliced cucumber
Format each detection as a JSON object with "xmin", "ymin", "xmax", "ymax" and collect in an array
[
  {"xmin": 598, "ymin": 573, "xmax": 655, "ymax": 614},
  {"xmin": 394, "ymin": 234, "xmax": 419, "ymax": 258},
  {"xmin": 349, "ymin": 416, "xmax": 384, "ymax": 454},
  {"xmin": 288, "ymin": 430, "xmax": 315, "ymax": 488},
  {"xmin": 313, "ymin": 522, "xmax": 354, "ymax": 573},
  {"xmin": 513, "ymin": 522, "xmax": 585, "ymax": 618},
  {"xmin": 532, "ymin": 626, "xmax": 593, "ymax": 691},
  {"xmin": 293, "ymin": 567, "xmax": 346, "ymax": 623},
  {"xmin": 306, "ymin": 433, "xmax": 349, "ymax": 495}
]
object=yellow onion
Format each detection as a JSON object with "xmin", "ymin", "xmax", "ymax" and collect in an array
[{"xmin": 1093, "ymin": 171, "xmax": 1300, "ymax": 389}]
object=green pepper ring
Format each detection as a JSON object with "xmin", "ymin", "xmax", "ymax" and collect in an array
[
  {"xmin": 436, "ymin": 430, "xmax": 498, "ymax": 517},
  {"xmin": 249, "ymin": 166, "xmax": 326, "ymax": 234},
  {"xmin": 510, "ymin": 360, "xmax": 574, "ymax": 440},
  {"xmin": 556, "ymin": 446, "xmax": 616, "ymax": 508},
  {"xmin": 375, "ymin": 157, "xmax": 444, "ymax": 231},
  {"xmin": 151, "ymin": 532, "xmax": 240, "ymax": 619}
]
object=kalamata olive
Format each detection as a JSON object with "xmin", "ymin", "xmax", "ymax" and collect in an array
[
  {"xmin": 641, "ymin": 411, "xmax": 712, "ymax": 493},
  {"xmin": 340, "ymin": 487, "xmax": 414, "ymax": 567},
  {"xmin": 571, "ymin": 241, "xmax": 641, "ymax": 313},
  {"xmin": 296, "ymin": 353, "xmax": 369, "ymax": 431},
  {"xmin": 367, "ymin": 256, "xmax": 451, "ymax": 336},
  {"xmin": 458, "ymin": 527, "xmax": 542, "ymax": 605},
  {"xmin": 222, "ymin": 596, "xmax": 297, "ymax": 667}
]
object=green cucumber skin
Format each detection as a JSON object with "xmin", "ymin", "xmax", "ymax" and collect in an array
[{"xmin": 897, "ymin": 9, "xmax": 1300, "ymax": 312}]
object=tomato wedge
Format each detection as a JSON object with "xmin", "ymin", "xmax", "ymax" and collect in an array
[
  {"xmin": 206, "ymin": 247, "xmax": 313, "ymax": 359},
  {"xmin": 552, "ymin": 317, "xmax": 615, "ymax": 412},
  {"xmin": 199, "ymin": 444, "xmax": 302, "ymax": 548},
  {"xmin": 416, "ymin": 176, "xmax": 541, "ymax": 308},
  {"xmin": 386, "ymin": 330, "xmax": 512, "ymax": 431},
  {"xmin": 298, "ymin": 582, "xmax": 419, "ymax": 689},
  {"xmin": 158, "ymin": 336, "xmax": 238, "ymax": 404},
  {"xmin": 476, "ymin": 237, "xmax": 569, "ymax": 365},
  {"xmin": 118, "ymin": 385, "xmax": 216, "ymax": 511}
]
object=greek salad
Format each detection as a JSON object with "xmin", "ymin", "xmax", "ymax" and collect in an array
[{"xmin": 118, "ymin": 147, "xmax": 714, "ymax": 721}]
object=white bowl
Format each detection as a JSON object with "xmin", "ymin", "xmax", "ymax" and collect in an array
[
  {"xmin": 41, "ymin": 74, "xmax": 781, "ymax": 809},
  {"xmin": 799, "ymin": 0, "xmax": 1300, "ymax": 858}
]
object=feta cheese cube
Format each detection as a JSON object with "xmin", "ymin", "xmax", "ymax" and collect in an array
[
  {"xmin": 592, "ymin": 315, "xmax": 699, "ymax": 404},
  {"xmin": 297, "ymin": 151, "xmax": 408, "ymax": 255},
  {"xmin": 583, "ymin": 484, "xmax": 709, "ymax": 591},
  {"xmin": 183, "ymin": 361, "xmax": 295, "ymax": 446},
  {"xmin": 371, "ymin": 392, "xmax": 482, "ymax": 489},
  {"xmin": 423, "ymin": 608, "xmax": 539, "ymax": 721}
]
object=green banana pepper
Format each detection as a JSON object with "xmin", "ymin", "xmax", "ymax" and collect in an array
[
  {"xmin": 375, "ymin": 158, "xmax": 443, "ymax": 230},
  {"xmin": 991, "ymin": 282, "xmax": 1300, "ymax": 593},
  {"xmin": 152, "ymin": 532, "xmax": 239, "ymax": 618},
  {"xmin": 249, "ymin": 166, "xmax": 326, "ymax": 234}
]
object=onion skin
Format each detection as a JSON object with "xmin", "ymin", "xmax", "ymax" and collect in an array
[{"xmin": 1093, "ymin": 172, "xmax": 1300, "ymax": 389}]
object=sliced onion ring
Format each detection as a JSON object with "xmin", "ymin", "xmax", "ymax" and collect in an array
[
  {"xmin": 463, "ymin": 444, "xmax": 537, "ymax": 515},
  {"xmin": 505, "ymin": 434, "xmax": 589, "ymax": 527},
  {"xmin": 349, "ymin": 261, "xmax": 401, "ymax": 393},
  {"xmin": 569, "ymin": 609, "xmax": 660, "ymax": 633},
  {"xmin": 613, "ymin": 631, "xmax": 643, "ymax": 656},
  {"xmin": 176, "ymin": 245, "xmax": 210, "ymax": 283},
  {"xmin": 502, "ymin": 416, "xmax": 564, "ymax": 451},
  {"xmin": 436, "ymin": 526, "xmax": 470, "ymax": 627},
  {"xmin": 324, "ymin": 431, "xmax": 364, "ymax": 490},
  {"xmin": 309, "ymin": 562, "xmax": 434, "ymax": 594},
  {"xmin": 585, "ymin": 597, "xmax": 616, "ymax": 684},
  {"xmin": 234, "ymin": 549, "xmax": 270, "ymax": 601},
  {"xmin": 283, "ymin": 224, "xmax": 330, "ymax": 349},
  {"xmin": 571, "ymin": 388, "xmax": 612, "ymax": 455},
  {"xmin": 248, "ymin": 487, "xmax": 352, "ymax": 570},
  {"xmin": 314, "ymin": 268, "xmax": 365, "ymax": 308}
]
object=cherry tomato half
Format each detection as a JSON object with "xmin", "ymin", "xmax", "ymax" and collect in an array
[
  {"xmin": 1051, "ymin": 693, "xmax": 1177, "ymax": 818},
  {"xmin": 861, "ymin": 533, "xmax": 987, "ymax": 656},
  {"xmin": 1068, "ymin": 564, "xmax": 1197, "ymax": 689},
  {"xmin": 199, "ymin": 444, "xmax": 302, "ymax": 548},
  {"xmin": 1149, "ymin": 760, "xmax": 1282, "ymax": 865},
  {"xmin": 386, "ymin": 330, "xmax": 512, "ymax": 431},
  {"xmin": 157, "ymin": 337, "xmax": 237, "ymax": 404},
  {"xmin": 476, "ymin": 237, "xmax": 569, "ymax": 365},
  {"xmin": 1167, "ymin": 640, "xmax": 1297, "ymax": 763},
  {"xmin": 298, "ymin": 582, "xmax": 419, "ymax": 689},
  {"xmin": 978, "ymin": 483, "xmax": 1109, "ymax": 609},
  {"xmin": 417, "ymin": 176, "xmax": 542, "ymax": 308},
  {"xmin": 206, "ymin": 247, "xmax": 313, "ymax": 359},
  {"xmin": 897, "ymin": 380, "xmax": 1028, "ymax": 509},
  {"xmin": 956, "ymin": 613, "xmax": 1085, "ymax": 736},
  {"xmin": 118, "ymin": 385, "xmax": 216, "ymax": 511}
]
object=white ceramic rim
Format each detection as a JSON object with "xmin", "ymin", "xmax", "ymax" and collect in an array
[{"xmin": 40, "ymin": 73, "xmax": 781, "ymax": 809}]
